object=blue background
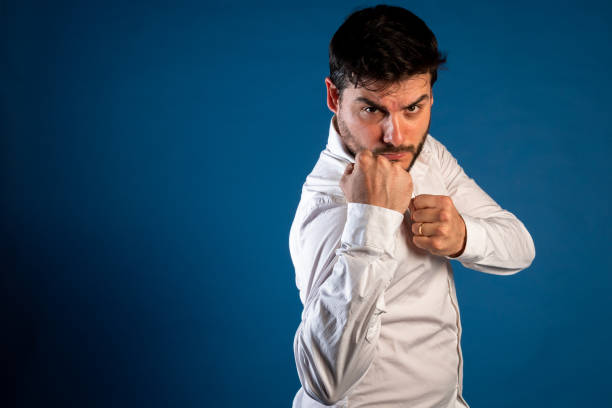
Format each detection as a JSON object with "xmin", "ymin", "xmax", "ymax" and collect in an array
[{"xmin": 2, "ymin": 0, "xmax": 611, "ymax": 407}]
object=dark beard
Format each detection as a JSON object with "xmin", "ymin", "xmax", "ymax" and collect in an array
[{"xmin": 333, "ymin": 115, "xmax": 429, "ymax": 172}]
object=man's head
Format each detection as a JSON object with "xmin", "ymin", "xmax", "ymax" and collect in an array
[{"xmin": 326, "ymin": 5, "xmax": 446, "ymax": 171}]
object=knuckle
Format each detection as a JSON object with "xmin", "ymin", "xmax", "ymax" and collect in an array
[
  {"xmin": 431, "ymin": 238, "xmax": 443, "ymax": 250},
  {"xmin": 376, "ymin": 154, "xmax": 388, "ymax": 163},
  {"xmin": 439, "ymin": 210, "xmax": 450, "ymax": 222},
  {"xmin": 358, "ymin": 149, "xmax": 373, "ymax": 159},
  {"xmin": 357, "ymin": 153, "xmax": 371, "ymax": 166},
  {"xmin": 441, "ymin": 196, "xmax": 452, "ymax": 208}
]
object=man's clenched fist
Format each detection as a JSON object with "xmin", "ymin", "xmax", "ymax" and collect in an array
[
  {"xmin": 408, "ymin": 194, "xmax": 467, "ymax": 257},
  {"xmin": 340, "ymin": 150, "xmax": 413, "ymax": 214}
]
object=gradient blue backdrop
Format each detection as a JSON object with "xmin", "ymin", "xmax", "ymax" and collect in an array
[{"xmin": 2, "ymin": 0, "xmax": 611, "ymax": 407}]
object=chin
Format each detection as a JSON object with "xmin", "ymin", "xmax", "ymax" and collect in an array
[
  {"xmin": 389, "ymin": 160, "xmax": 410, "ymax": 171},
  {"xmin": 405, "ymin": 159, "xmax": 417, "ymax": 172},
  {"xmin": 402, "ymin": 158, "xmax": 415, "ymax": 171}
]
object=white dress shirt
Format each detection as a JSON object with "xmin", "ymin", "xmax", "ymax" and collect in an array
[{"xmin": 289, "ymin": 117, "xmax": 536, "ymax": 408}]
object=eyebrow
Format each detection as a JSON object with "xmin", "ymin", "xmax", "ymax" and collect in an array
[{"xmin": 355, "ymin": 94, "xmax": 430, "ymax": 112}]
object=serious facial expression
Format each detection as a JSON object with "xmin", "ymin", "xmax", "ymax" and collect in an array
[{"xmin": 326, "ymin": 73, "xmax": 433, "ymax": 172}]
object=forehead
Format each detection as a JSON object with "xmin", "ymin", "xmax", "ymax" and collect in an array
[{"xmin": 343, "ymin": 73, "xmax": 431, "ymax": 102}]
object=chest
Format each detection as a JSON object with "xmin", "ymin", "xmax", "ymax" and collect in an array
[{"xmin": 385, "ymin": 164, "xmax": 452, "ymax": 299}]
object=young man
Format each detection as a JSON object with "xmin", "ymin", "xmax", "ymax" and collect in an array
[{"xmin": 289, "ymin": 5, "xmax": 535, "ymax": 408}]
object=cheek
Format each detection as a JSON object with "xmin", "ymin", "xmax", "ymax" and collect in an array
[
  {"xmin": 343, "ymin": 112, "xmax": 379, "ymax": 138},
  {"xmin": 354, "ymin": 124, "xmax": 383, "ymax": 147},
  {"xmin": 406, "ymin": 114, "xmax": 431, "ymax": 134}
]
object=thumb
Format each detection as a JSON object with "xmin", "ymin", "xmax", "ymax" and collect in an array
[
  {"xmin": 408, "ymin": 197, "xmax": 416, "ymax": 217},
  {"xmin": 340, "ymin": 163, "xmax": 354, "ymax": 192}
]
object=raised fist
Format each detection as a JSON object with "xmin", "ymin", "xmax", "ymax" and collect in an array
[{"xmin": 340, "ymin": 149, "xmax": 413, "ymax": 215}]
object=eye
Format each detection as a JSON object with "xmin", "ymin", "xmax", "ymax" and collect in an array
[
  {"xmin": 362, "ymin": 106, "xmax": 379, "ymax": 114},
  {"xmin": 406, "ymin": 104, "xmax": 421, "ymax": 113}
]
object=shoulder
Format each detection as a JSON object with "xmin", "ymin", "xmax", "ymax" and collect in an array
[
  {"xmin": 424, "ymin": 134, "xmax": 451, "ymax": 159},
  {"xmin": 289, "ymin": 177, "xmax": 348, "ymax": 297},
  {"xmin": 301, "ymin": 149, "xmax": 350, "ymax": 204},
  {"xmin": 291, "ymin": 150, "xmax": 348, "ymax": 238},
  {"xmin": 422, "ymin": 133, "xmax": 461, "ymax": 173}
]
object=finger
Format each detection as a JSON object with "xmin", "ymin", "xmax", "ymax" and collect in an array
[
  {"xmin": 376, "ymin": 153, "xmax": 392, "ymax": 166},
  {"xmin": 355, "ymin": 149, "xmax": 373, "ymax": 161},
  {"xmin": 411, "ymin": 208, "xmax": 441, "ymax": 223},
  {"xmin": 412, "ymin": 194, "xmax": 447, "ymax": 210},
  {"xmin": 412, "ymin": 235, "xmax": 441, "ymax": 253},
  {"xmin": 411, "ymin": 235, "xmax": 430, "ymax": 250},
  {"xmin": 411, "ymin": 221, "xmax": 443, "ymax": 237},
  {"xmin": 340, "ymin": 163, "xmax": 354, "ymax": 188},
  {"xmin": 395, "ymin": 161, "xmax": 413, "ymax": 181},
  {"xmin": 354, "ymin": 149, "xmax": 373, "ymax": 170}
]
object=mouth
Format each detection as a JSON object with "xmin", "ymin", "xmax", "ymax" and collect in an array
[{"xmin": 380, "ymin": 152, "xmax": 409, "ymax": 160}]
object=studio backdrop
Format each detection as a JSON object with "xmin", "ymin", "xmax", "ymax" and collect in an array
[{"xmin": 2, "ymin": 1, "xmax": 611, "ymax": 407}]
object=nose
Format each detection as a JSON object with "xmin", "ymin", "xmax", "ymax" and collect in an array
[{"xmin": 383, "ymin": 114, "xmax": 404, "ymax": 146}]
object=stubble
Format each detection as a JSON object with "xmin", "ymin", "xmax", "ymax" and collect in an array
[{"xmin": 334, "ymin": 114, "xmax": 429, "ymax": 172}]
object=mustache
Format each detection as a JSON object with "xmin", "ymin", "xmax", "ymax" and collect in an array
[{"xmin": 371, "ymin": 145, "xmax": 416, "ymax": 155}]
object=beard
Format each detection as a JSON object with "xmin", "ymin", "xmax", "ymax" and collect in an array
[{"xmin": 334, "ymin": 114, "xmax": 430, "ymax": 172}]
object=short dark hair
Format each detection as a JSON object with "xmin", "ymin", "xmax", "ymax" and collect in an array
[{"xmin": 329, "ymin": 5, "xmax": 446, "ymax": 94}]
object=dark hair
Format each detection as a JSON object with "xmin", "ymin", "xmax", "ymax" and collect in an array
[{"xmin": 329, "ymin": 5, "xmax": 446, "ymax": 94}]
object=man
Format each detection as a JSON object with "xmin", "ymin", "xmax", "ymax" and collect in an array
[{"xmin": 289, "ymin": 5, "xmax": 535, "ymax": 408}]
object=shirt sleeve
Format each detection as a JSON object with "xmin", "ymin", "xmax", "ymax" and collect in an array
[
  {"xmin": 430, "ymin": 138, "xmax": 536, "ymax": 274},
  {"xmin": 289, "ymin": 199, "xmax": 404, "ymax": 405}
]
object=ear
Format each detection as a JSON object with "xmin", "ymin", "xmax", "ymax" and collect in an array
[
  {"xmin": 325, "ymin": 77, "xmax": 340, "ymax": 114},
  {"xmin": 430, "ymin": 88, "xmax": 434, "ymax": 107}
]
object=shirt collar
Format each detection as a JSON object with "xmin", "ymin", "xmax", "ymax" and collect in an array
[{"xmin": 325, "ymin": 116, "xmax": 356, "ymax": 163}]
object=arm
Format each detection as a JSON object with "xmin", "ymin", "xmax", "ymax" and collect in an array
[
  {"xmin": 432, "ymin": 137, "xmax": 536, "ymax": 274},
  {"xmin": 290, "ymin": 199, "xmax": 403, "ymax": 405}
]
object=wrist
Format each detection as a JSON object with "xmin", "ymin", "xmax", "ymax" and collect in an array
[{"xmin": 448, "ymin": 216, "xmax": 467, "ymax": 258}]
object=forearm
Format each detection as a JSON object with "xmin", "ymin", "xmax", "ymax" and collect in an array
[
  {"xmin": 430, "ymin": 137, "xmax": 536, "ymax": 274},
  {"xmin": 293, "ymin": 203, "xmax": 402, "ymax": 404},
  {"xmin": 446, "ymin": 212, "xmax": 535, "ymax": 275}
]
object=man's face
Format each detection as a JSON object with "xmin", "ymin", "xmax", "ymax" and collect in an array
[{"xmin": 325, "ymin": 73, "xmax": 433, "ymax": 172}]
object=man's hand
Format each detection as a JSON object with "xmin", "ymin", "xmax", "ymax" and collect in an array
[
  {"xmin": 408, "ymin": 194, "xmax": 467, "ymax": 257},
  {"xmin": 340, "ymin": 150, "xmax": 413, "ymax": 214}
]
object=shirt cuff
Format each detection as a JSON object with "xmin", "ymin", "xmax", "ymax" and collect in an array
[
  {"xmin": 341, "ymin": 203, "xmax": 404, "ymax": 253},
  {"xmin": 445, "ymin": 213, "xmax": 486, "ymax": 263}
]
